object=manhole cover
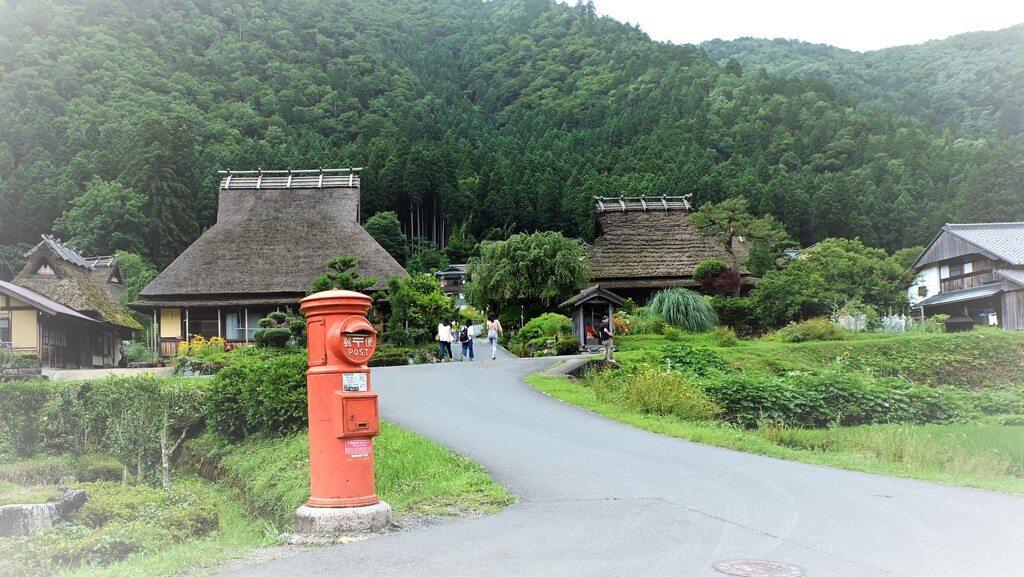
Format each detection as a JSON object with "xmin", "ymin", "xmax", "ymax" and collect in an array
[{"xmin": 713, "ymin": 559, "xmax": 806, "ymax": 577}]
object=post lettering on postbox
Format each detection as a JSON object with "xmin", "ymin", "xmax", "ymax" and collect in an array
[{"xmin": 340, "ymin": 334, "xmax": 375, "ymax": 364}]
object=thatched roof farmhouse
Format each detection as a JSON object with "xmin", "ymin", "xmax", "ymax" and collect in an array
[
  {"xmin": 3, "ymin": 235, "xmax": 140, "ymax": 368},
  {"xmin": 585, "ymin": 196, "xmax": 753, "ymax": 303},
  {"xmin": 134, "ymin": 169, "xmax": 408, "ymax": 356}
]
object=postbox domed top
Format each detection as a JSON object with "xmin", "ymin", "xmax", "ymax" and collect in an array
[
  {"xmin": 299, "ymin": 290, "xmax": 372, "ymax": 315},
  {"xmin": 301, "ymin": 289, "xmax": 371, "ymax": 301}
]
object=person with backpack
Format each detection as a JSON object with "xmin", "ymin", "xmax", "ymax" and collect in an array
[{"xmin": 459, "ymin": 319, "xmax": 475, "ymax": 361}]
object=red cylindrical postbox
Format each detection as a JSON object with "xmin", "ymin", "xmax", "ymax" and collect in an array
[{"xmin": 300, "ymin": 290, "xmax": 380, "ymax": 508}]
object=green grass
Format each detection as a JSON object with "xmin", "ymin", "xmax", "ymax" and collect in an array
[
  {"xmin": 52, "ymin": 482, "xmax": 275, "ymax": 577},
  {"xmin": 0, "ymin": 481, "xmax": 59, "ymax": 506},
  {"xmin": 375, "ymin": 422, "xmax": 515, "ymax": 514},
  {"xmin": 180, "ymin": 421, "xmax": 515, "ymax": 529},
  {"xmin": 527, "ymin": 373, "xmax": 1024, "ymax": 494},
  {"xmin": 612, "ymin": 328, "xmax": 1024, "ymax": 389},
  {"xmin": 9, "ymin": 421, "xmax": 513, "ymax": 577}
]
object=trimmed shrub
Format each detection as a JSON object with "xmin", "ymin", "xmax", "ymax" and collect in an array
[
  {"xmin": 0, "ymin": 352, "xmax": 40, "ymax": 369},
  {"xmin": 203, "ymin": 350, "xmax": 308, "ymax": 439},
  {"xmin": 370, "ymin": 346, "xmax": 417, "ymax": 367},
  {"xmin": 692, "ymin": 258, "xmax": 729, "ymax": 281},
  {"xmin": 553, "ymin": 337, "xmax": 580, "ymax": 355},
  {"xmin": 706, "ymin": 296, "xmax": 755, "ymax": 335},
  {"xmin": 0, "ymin": 457, "xmax": 67, "ymax": 485},
  {"xmin": 254, "ymin": 327, "xmax": 292, "ymax": 348},
  {"xmin": 72, "ymin": 453, "xmax": 123, "ymax": 483},
  {"xmin": 508, "ymin": 313, "xmax": 573, "ymax": 357},
  {"xmin": 0, "ymin": 380, "xmax": 58, "ymax": 459}
]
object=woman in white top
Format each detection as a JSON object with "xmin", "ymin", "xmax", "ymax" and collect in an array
[
  {"xmin": 486, "ymin": 313, "xmax": 503, "ymax": 360},
  {"xmin": 437, "ymin": 317, "xmax": 454, "ymax": 362}
]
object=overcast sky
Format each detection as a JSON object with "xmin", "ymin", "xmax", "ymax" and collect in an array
[{"xmin": 589, "ymin": 0, "xmax": 1024, "ymax": 52}]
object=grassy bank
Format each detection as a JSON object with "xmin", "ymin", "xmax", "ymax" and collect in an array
[
  {"xmin": 2, "ymin": 421, "xmax": 513, "ymax": 577},
  {"xmin": 177, "ymin": 421, "xmax": 514, "ymax": 528},
  {"xmin": 528, "ymin": 373, "xmax": 1024, "ymax": 493},
  {"xmin": 529, "ymin": 329, "xmax": 1024, "ymax": 494}
]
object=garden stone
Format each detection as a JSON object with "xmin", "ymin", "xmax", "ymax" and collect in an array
[{"xmin": 0, "ymin": 489, "xmax": 89, "ymax": 537}]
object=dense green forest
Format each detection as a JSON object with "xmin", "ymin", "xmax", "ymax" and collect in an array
[
  {"xmin": 0, "ymin": 0, "xmax": 1021, "ymax": 278},
  {"xmin": 701, "ymin": 26, "xmax": 1024, "ymax": 139}
]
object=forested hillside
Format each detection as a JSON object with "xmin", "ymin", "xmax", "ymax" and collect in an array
[
  {"xmin": 701, "ymin": 25, "xmax": 1024, "ymax": 138},
  {"xmin": 1, "ymin": 0, "xmax": 1021, "ymax": 277}
]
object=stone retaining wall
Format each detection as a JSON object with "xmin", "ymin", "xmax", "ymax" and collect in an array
[{"xmin": 0, "ymin": 367, "xmax": 42, "ymax": 380}]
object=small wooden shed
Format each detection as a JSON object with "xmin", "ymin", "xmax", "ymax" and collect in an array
[{"xmin": 559, "ymin": 285, "xmax": 626, "ymax": 349}]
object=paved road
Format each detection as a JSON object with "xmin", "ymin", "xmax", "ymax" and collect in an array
[{"xmin": 223, "ymin": 352, "xmax": 1024, "ymax": 577}]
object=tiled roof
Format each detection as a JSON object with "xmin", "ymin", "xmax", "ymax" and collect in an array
[
  {"xmin": 915, "ymin": 283, "xmax": 1003, "ymax": 308},
  {"xmin": 945, "ymin": 223, "xmax": 1024, "ymax": 265},
  {"xmin": 24, "ymin": 235, "xmax": 95, "ymax": 269},
  {"xmin": 995, "ymin": 269, "xmax": 1024, "ymax": 287}
]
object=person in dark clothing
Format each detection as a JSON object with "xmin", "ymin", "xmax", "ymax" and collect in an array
[{"xmin": 597, "ymin": 315, "xmax": 614, "ymax": 361}]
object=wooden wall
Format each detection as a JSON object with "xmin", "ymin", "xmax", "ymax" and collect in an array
[{"xmin": 1002, "ymin": 288, "xmax": 1024, "ymax": 331}]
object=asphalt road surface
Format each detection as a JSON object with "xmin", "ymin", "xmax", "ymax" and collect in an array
[{"xmin": 220, "ymin": 351, "xmax": 1024, "ymax": 577}]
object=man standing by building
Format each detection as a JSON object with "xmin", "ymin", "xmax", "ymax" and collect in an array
[{"xmin": 597, "ymin": 314, "xmax": 614, "ymax": 361}]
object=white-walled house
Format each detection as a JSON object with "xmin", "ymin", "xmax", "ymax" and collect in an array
[{"xmin": 908, "ymin": 222, "xmax": 1024, "ymax": 330}]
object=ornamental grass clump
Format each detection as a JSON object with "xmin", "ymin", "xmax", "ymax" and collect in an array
[
  {"xmin": 646, "ymin": 288, "xmax": 719, "ymax": 333},
  {"xmin": 617, "ymin": 366, "xmax": 721, "ymax": 420}
]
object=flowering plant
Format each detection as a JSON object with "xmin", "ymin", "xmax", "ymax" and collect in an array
[
  {"xmin": 177, "ymin": 335, "xmax": 227, "ymax": 358},
  {"xmin": 612, "ymin": 310, "xmax": 664, "ymax": 335},
  {"xmin": 612, "ymin": 314, "xmax": 632, "ymax": 335}
]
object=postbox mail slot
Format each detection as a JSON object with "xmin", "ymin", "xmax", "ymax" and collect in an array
[{"xmin": 332, "ymin": 392, "xmax": 379, "ymax": 438}]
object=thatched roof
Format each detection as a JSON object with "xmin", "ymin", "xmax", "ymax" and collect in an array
[
  {"xmin": 0, "ymin": 279, "xmax": 98, "ymax": 323},
  {"xmin": 14, "ymin": 236, "xmax": 141, "ymax": 330},
  {"xmin": 587, "ymin": 199, "xmax": 752, "ymax": 288},
  {"xmin": 138, "ymin": 170, "xmax": 407, "ymax": 307}
]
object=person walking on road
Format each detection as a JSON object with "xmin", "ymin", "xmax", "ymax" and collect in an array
[
  {"xmin": 597, "ymin": 314, "xmax": 614, "ymax": 361},
  {"xmin": 459, "ymin": 319, "xmax": 475, "ymax": 361},
  {"xmin": 486, "ymin": 313, "xmax": 503, "ymax": 360},
  {"xmin": 437, "ymin": 317, "xmax": 455, "ymax": 362}
]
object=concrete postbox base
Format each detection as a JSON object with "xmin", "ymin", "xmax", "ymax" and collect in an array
[{"xmin": 290, "ymin": 502, "xmax": 392, "ymax": 544}]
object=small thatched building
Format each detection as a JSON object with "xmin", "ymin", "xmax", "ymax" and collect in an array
[
  {"xmin": 5, "ymin": 236, "xmax": 141, "ymax": 368},
  {"xmin": 134, "ymin": 169, "xmax": 408, "ymax": 356},
  {"xmin": 586, "ymin": 196, "xmax": 754, "ymax": 304}
]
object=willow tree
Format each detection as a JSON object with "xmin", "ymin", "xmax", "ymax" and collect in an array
[{"xmin": 464, "ymin": 231, "xmax": 589, "ymax": 314}]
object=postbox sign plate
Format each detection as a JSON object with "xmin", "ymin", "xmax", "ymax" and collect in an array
[
  {"xmin": 342, "ymin": 372, "xmax": 368, "ymax": 392},
  {"xmin": 345, "ymin": 439, "xmax": 372, "ymax": 457}
]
